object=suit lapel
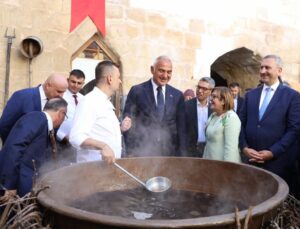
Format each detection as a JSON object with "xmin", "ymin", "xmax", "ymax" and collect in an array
[
  {"xmin": 144, "ymin": 80, "xmax": 157, "ymax": 116},
  {"xmin": 191, "ymin": 98, "xmax": 198, "ymax": 136},
  {"xmin": 254, "ymin": 87, "xmax": 263, "ymax": 122},
  {"xmin": 237, "ymin": 96, "xmax": 242, "ymax": 113},
  {"xmin": 164, "ymin": 85, "xmax": 174, "ymax": 118},
  {"xmin": 260, "ymin": 84, "xmax": 283, "ymax": 121},
  {"xmin": 34, "ymin": 86, "xmax": 42, "ymax": 110}
]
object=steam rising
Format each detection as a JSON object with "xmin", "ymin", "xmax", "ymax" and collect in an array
[
  {"xmin": 35, "ymin": 157, "xmax": 286, "ymax": 226},
  {"xmin": 124, "ymin": 120, "xmax": 179, "ymax": 157}
]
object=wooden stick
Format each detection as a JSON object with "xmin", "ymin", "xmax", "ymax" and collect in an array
[
  {"xmin": 235, "ymin": 207, "xmax": 241, "ymax": 229},
  {"xmin": 244, "ymin": 206, "xmax": 253, "ymax": 229}
]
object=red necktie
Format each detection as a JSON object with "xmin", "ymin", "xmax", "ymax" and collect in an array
[{"xmin": 73, "ymin": 94, "xmax": 78, "ymax": 105}]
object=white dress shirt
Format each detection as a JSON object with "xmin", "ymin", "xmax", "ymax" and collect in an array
[
  {"xmin": 197, "ymin": 100, "xmax": 209, "ymax": 143},
  {"xmin": 43, "ymin": 111, "xmax": 53, "ymax": 132},
  {"xmin": 69, "ymin": 87, "xmax": 122, "ymax": 162},
  {"xmin": 233, "ymin": 97, "xmax": 238, "ymax": 112},
  {"xmin": 39, "ymin": 85, "xmax": 48, "ymax": 109},
  {"xmin": 56, "ymin": 89, "xmax": 84, "ymax": 141},
  {"xmin": 151, "ymin": 79, "xmax": 165, "ymax": 105}
]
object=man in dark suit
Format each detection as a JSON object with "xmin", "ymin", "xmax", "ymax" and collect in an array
[
  {"xmin": 185, "ymin": 77, "xmax": 215, "ymax": 157},
  {"xmin": 0, "ymin": 97, "xmax": 68, "ymax": 201},
  {"xmin": 239, "ymin": 54, "xmax": 300, "ymax": 197},
  {"xmin": 121, "ymin": 55, "xmax": 186, "ymax": 157},
  {"xmin": 229, "ymin": 82, "xmax": 244, "ymax": 115},
  {"xmin": 0, "ymin": 73, "xmax": 68, "ymax": 143}
]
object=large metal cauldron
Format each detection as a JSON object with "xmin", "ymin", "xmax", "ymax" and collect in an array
[{"xmin": 37, "ymin": 157, "xmax": 288, "ymax": 229}]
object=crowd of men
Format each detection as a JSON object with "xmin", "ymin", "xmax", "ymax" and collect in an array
[{"xmin": 0, "ymin": 54, "xmax": 299, "ymax": 202}]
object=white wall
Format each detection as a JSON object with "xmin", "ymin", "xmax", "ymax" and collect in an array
[{"xmin": 72, "ymin": 58, "xmax": 100, "ymax": 85}]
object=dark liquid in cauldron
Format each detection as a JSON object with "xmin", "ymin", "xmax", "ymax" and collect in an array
[{"xmin": 70, "ymin": 188, "xmax": 246, "ymax": 220}]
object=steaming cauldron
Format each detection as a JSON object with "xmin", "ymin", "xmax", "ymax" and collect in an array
[{"xmin": 37, "ymin": 157, "xmax": 288, "ymax": 228}]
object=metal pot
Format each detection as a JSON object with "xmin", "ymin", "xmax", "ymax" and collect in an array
[{"xmin": 37, "ymin": 157, "xmax": 288, "ymax": 228}]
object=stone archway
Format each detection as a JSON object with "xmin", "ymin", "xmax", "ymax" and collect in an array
[{"xmin": 211, "ymin": 47, "xmax": 262, "ymax": 95}]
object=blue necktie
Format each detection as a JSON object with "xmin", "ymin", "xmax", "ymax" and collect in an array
[
  {"xmin": 259, "ymin": 87, "xmax": 272, "ymax": 120},
  {"xmin": 156, "ymin": 86, "xmax": 165, "ymax": 121}
]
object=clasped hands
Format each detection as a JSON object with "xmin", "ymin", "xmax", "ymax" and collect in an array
[{"xmin": 243, "ymin": 147, "xmax": 273, "ymax": 163}]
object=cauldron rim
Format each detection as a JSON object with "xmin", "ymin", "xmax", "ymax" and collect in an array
[{"xmin": 37, "ymin": 157, "xmax": 289, "ymax": 228}]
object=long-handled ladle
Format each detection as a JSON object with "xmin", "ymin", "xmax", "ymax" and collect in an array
[{"xmin": 113, "ymin": 162, "xmax": 171, "ymax": 193}]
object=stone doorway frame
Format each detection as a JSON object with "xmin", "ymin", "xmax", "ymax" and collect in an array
[{"xmin": 71, "ymin": 32, "xmax": 122, "ymax": 117}]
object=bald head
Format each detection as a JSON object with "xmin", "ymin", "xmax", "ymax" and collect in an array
[{"xmin": 43, "ymin": 73, "xmax": 68, "ymax": 99}]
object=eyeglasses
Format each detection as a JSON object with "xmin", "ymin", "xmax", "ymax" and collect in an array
[{"xmin": 196, "ymin": 86, "xmax": 211, "ymax": 92}]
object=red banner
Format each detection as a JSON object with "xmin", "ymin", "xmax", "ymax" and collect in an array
[{"xmin": 70, "ymin": 0, "xmax": 106, "ymax": 36}]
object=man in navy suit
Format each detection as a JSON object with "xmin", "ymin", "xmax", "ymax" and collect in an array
[
  {"xmin": 0, "ymin": 73, "xmax": 68, "ymax": 143},
  {"xmin": 229, "ymin": 82, "xmax": 244, "ymax": 115},
  {"xmin": 121, "ymin": 55, "xmax": 186, "ymax": 157},
  {"xmin": 239, "ymin": 54, "xmax": 300, "ymax": 197},
  {"xmin": 185, "ymin": 77, "xmax": 215, "ymax": 157},
  {"xmin": 0, "ymin": 97, "xmax": 67, "ymax": 201}
]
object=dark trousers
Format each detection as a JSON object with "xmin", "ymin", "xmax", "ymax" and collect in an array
[
  {"xmin": 195, "ymin": 142, "xmax": 206, "ymax": 158},
  {"xmin": 0, "ymin": 187, "xmax": 5, "ymax": 214},
  {"xmin": 187, "ymin": 142, "xmax": 206, "ymax": 158}
]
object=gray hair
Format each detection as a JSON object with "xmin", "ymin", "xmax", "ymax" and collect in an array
[
  {"xmin": 43, "ymin": 97, "xmax": 68, "ymax": 111},
  {"xmin": 199, "ymin": 77, "xmax": 215, "ymax": 89},
  {"xmin": 152, "ymin": 55, "xmax": 172, "ymax": 67},
  {"xmin": 263, "ymin": 55, "xmax": 283, "ymax": 68}
]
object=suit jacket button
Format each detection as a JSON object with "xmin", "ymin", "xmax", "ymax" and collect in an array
[{"xmin": 257, "ymin": 125, "xmax": 260, "ymax": 128}]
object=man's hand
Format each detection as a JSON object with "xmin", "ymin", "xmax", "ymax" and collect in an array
[
  {"xmin": 243, "ymin": 147, "xmax": 264, "ymax": 163},
  {"xmin": 101, "ymin": 144, "xmax": 115, "ymax": 164},
  {"xmin": 120, "ymin": 116, "xmax": 132, "ymax": 132},
  {"xmin": 257, "ymin": 150, "xmax": 273, "ymax": 161},
  {"xmin": 0, "ymin": 189, "xmax": 16, "ymax": 204},
  {"xmin": 81, "ymin": 139, "xmax": 116, "ymax": 164}
]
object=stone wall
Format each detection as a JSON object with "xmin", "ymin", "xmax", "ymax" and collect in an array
[{"xmin": 0, "ymin": 0, "xmax": 300, "ymax": 112}]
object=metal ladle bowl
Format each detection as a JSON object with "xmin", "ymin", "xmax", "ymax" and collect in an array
[
  {"xmin": 145, "ymin": 176, "xmax": 171, "ymax": 193},
  {"xmin": 113, "ymin": 162, "xmax": 171, "ymax": 193}
]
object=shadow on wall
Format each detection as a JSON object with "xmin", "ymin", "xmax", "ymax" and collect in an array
[{"xmin": 211, "ymin": 70, "xmax": 228, "ymax": 87}]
